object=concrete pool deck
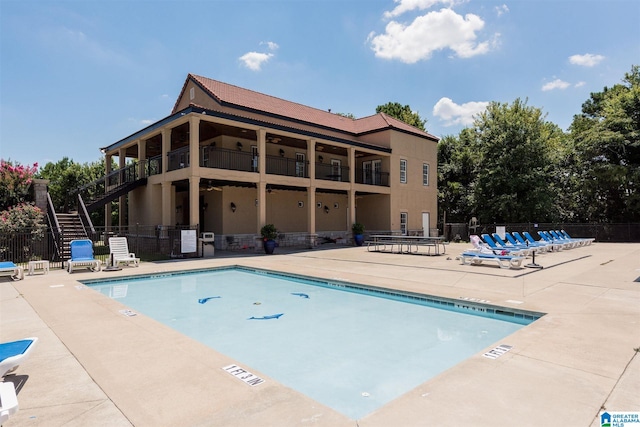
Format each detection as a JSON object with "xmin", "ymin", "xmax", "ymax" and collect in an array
[{"xmin": 1, "ymin": 242, "xmax": 638, "ymax": 426}]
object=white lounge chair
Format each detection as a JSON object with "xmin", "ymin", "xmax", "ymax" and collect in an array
[
  {"xmin": 460, "ymin": 251, "xmax": 525, "ymax": 269},
  {"xmin": 0, "ymin": 381, "xmax": 19, "ymax": 425},
  {"xmin": 108, "ymin": 237, "xmax": 140, "ymax": 268},
  {"xmin": 67, "ymin": 239, "xmax": 101, "ymax": 273},
  {"xmin": 0, "ymin": 337, "xmax": 38, "ymax": 377},
  {"xmin": 0, "ymin": 262, "xmax": 24, "ymax": 281}
]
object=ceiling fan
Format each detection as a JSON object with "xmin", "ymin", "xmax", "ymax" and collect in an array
[{"xmin": 207, "ymin": 185, "xmax": 222, "ymax": 192}]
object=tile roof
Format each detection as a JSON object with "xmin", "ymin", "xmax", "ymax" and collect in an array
[{"xmin": 174, "ymin": 74, "xmax": 438, "ymax": 141}]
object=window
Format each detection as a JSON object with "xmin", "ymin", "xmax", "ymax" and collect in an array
[
  {"xmin": 400, "ymin": 212, "xmax": 408, "ymax": 235},
  {"xmin": 423, "ymin": 163, "xmax": 429, "ymax": 186},
  {"xmin": 400, "ymin": 159, "xmax": 407, "ymax": 183}
]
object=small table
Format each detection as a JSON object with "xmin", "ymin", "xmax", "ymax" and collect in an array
[{"xmin": 28, "ymin": 260, "xmax": 50, "ymax": 275}]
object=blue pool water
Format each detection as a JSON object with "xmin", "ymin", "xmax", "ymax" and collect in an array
[{"xmin": 84, "ymin": 267, "xmax": 541, "ymax": 420}]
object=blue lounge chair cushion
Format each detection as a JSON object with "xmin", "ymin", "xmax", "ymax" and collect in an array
[{"xmin": 0, "ymin": 340, "xmax": 33, "ymax": 363}]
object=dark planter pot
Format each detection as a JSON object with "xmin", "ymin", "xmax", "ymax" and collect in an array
[
  {"xmin": 263, "ymin": 239, "xmax": 276, "ymax": 254},
  {"xmin": 354, "ymin": 234, "xmax": 365, "ymax": 246}
]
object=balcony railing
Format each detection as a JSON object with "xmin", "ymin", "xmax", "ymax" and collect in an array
[
  {"xmin": 167, "ymin": 146, "xmax": 190, "ymax": 171},
  {"xmin": 315, "ymin": 163, "xmax": 350, "ymax": 182},
  {"xmin": 355, "ymin": 169, "xmax": 390, "ymax": 187},
  {"xmin": 266, "ymin": 155, "xmax": 309, "ymax": 178},
  {"xmin": 200, "ymin": 147, "xmax": 258, "ymax": 172},
  {"xmin": 147, "ymin": 155, "xmax": 162, "ymax": 176}
]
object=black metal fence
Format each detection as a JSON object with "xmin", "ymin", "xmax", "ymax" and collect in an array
[
  {"xmin": 0, "ymin": 225, "xmax": 199, "ymax": 270},
  {"xmin": 442, "ymin": 222, "xmax": 640, "ymax": 243}
]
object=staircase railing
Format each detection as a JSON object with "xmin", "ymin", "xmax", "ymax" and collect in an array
[
  {"xmin": 46, "ymin": 192, "xmax": 63, "ymax": 261},
  {"xmin": 77, "ymin": 194, "xmax": 95, "ymax": 235},
  {"xmin": 75, "ymin": 160, "xmax": 150, "ymax": 208}
]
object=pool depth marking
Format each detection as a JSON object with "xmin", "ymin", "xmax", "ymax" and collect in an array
[
  {"xmin": 483, "ymin": 344, "xmax": 513, "ymax": 359},
  {"xmin": 222, "ymin": 365, "xmax": 265, "ymax": 386}
]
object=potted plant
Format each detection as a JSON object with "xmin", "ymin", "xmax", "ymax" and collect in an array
[
  {"xmin": 352, "ymin": 222, "xmax": 365, "ymax": 246},
  {"xmin": 261, "ymin": 224, "xmax": 278, "ymax": 254}
]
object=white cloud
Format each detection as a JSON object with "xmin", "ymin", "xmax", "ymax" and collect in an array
[
  {"xmin": 542, "ymin": 79, "xmax": 571, "ymax": 91},
  {"xmin": 574, "ymin": 81, "xmax": 586, "ymax": 88},
  {"xmin": 495, "ymin": 4, "xmax": 509, "ymax": 16},
  {"xmin": 261, "ymin": 41, "xmax": 279, "ymax": 51},
  {"xmin": 569, "ymin": 53, "xmax": 605, "ymax": 67},
  {"xmin": 369, "ymin": 8, "xmax": 496, "ymax": 63},
  {"xmin": 432, "ymin": 97, "xmax": 488, "ymax": 126},
  {"xmin": 239, "ymin": 51, "xmax": 274, "ymax": 71},
  {"xmin": 383, "ymin": 0, "xmax": 457, "ymax": 19}
]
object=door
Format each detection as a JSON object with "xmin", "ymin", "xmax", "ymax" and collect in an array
[
  {"xmin": 296, "ymin": 153, "xmax": 306, "ymax": 177},
  {"xmin": 422, "ymin": 212, "xmax": 430, "ymax": 237},
  {"xmin": 331, "ymin": 159, "xmax": 341, "ymax": 181},
  {"xmin": 372, "ymin": 159, "xmax": 381, "ymax": 185},
  {"xmin": 362, "ymin": 161, "xmax": 372, "ymax": 184}
]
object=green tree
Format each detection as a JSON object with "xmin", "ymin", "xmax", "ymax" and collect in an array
[
  {"xmin": 36, "ymin": 157, "xmax": 109, "ymax": 225},
  {"xmin": 376, "ymin": 102, "xmax": 427, "ymax": 131},
  {"xmin": 569, "ymin": 65, "xmax": 640, "ymax": 222},
  {"xmin": 437, "ymin": 130, "xmax": 479, "ymax": 223},
  {"xmin": 471, "ymin": 98, "xmax": 564, "ymax": 223}
]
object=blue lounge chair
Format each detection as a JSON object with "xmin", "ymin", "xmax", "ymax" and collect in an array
[
  {"xmin": 523, "ymin": 231, "xmax": 563, "ymax": 251},
  {"xmin": 481, "ymin": 234, "xmax": 526, "ymax": 256},
  {"xmin": 0, "ymin": 262, "xmax": 24, "ymax": 281},
  {"xmin": 492, "ymin": 233, "xmax": 533, "ymax": 255},
  {"xmin": 560, "ymin": 230, "xmax": 594, "ymax": 245},
  {"xmin": 548, "ymin": 230, "xmax": 582, "ymax": 248},
  {"xmin": 0, "ymin": 337, "xmax": 38, "ymax": 377},
  {"xmin": 538, "ymin": 231, "xmax": 574, "ymax": 249},
  {"xmin": 460, "ymin": 251, "xmax": 525, "ymax": 269},
  {"xmin": 67, "ymin": 239, "xmax": 101, "ymax": 273},
  {"xmin": 512, "ymin": 232, "xmax": 551, "ymax": 252}
]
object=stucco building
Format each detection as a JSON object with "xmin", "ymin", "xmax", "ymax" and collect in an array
[{"xmin": 100, "ymin": 74, "xmax": 439, "ymax": 249}]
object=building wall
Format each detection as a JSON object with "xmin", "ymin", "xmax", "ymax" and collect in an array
[
  {"xmin": 356, "ymin": 194, "xmax": 391, "ymax": 231},
  {"xmin": 388, "ymin": 132, "xmax": 438, "ymax": 233}
]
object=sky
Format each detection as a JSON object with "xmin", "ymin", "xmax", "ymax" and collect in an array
[{"xmin": 1, "ymin": 0, "xmax": 638, "ymax": 167}]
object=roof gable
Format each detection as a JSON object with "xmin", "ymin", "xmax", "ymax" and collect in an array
[{"xmin": 172, "ymin": 74, "xmax": 438, "ymax": 141}]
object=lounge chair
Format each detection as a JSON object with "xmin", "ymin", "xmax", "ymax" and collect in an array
[
  {"xmin": 548, "ymin": 230, "xmax": 582, "ymax": 247},
  {"xmin": 505, "ymin": 232, "xmax": 547, "ymax": 253},
  {"xmin": 460, "ymin": 251, "xmax": 525, "ymax": 269},
  {"xmin": 0, "ymin": 381, "xmax": 19, "ymax": 425},
  {"xmin": 538, "ymin": 231, "xmax": 575, "ymax": 249},
  {"xmin": 560, "ymin": 229, "xmax": 594, "ymax": 245},
  {"xmin": 512, "ymin": 232, "xmax": 552, "ymax": 252},
  {"xmin": 108, "ymin": 237, "xmax": 140, "ymax": 268},
  {"xmin": 0, "ymin": 337, "xmax": 38, "ymax": 377},
  {"xmin": 523, "ymin": 231, "xmax": 564, "ymax": 251},
  {"xmin": 67, "ymin": 239, "xmax": 101, "ymax": 273},
  {"xmin": 492, "ymin": 233, "xmax": 533, "ymax": 256},
  {"xmin": 0, "ymin": 262, "xmax": 24, "ymax": 281},
  {"xmin": 481, "ymin": 234, "xmax": 527, "ymax": 256}
]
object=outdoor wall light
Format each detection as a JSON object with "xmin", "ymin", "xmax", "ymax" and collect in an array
[
  {"xmin": 237, "ymin": 141, "xmax": 243, "ymax": 150},
  {"xmin": 202, "ymin": 203, "xmax": 208, "ymax": 211},
  {"xmin": 230, "ymin": 202, "xmax": 237, "ymax": 213},
  {"xmin": 279, "ymin": 148, "xmax": 285, "ymax": 157},
  {"xmin": 175, "ymin": 205, "xmax": 182, "ymax": 213},
  {"xmin": 318, "ymin": 155, "xmax": 323, "ymax": 163},
  {"xmin": 298, "ymin": 201, "xmax": 304, "ymax": 208},
  {"xmin": 324, "ymin": 205, "xmax": 330, "ymax": 214}
]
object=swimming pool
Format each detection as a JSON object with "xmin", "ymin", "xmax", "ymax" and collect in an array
[{"xmin": 83, "ymin": 266, "xmax": 542, "ymax": 420}]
